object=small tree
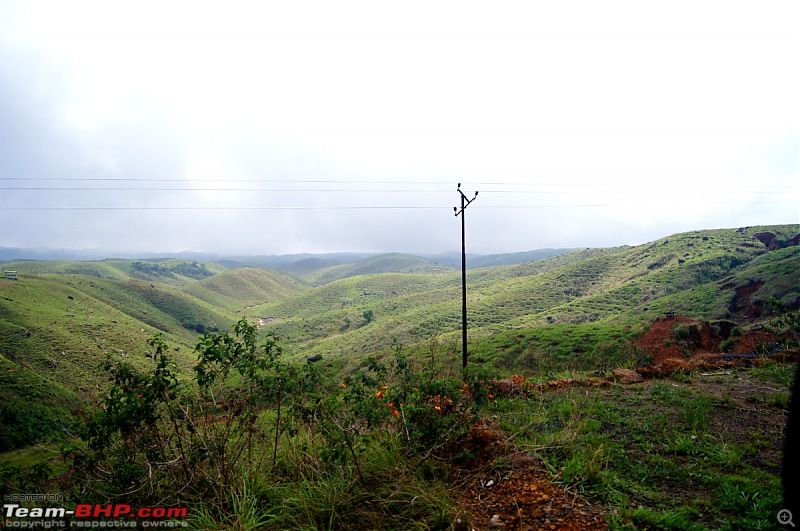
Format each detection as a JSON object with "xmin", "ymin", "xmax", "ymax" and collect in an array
[{"xmin": 363, "ymin": 309, "xmax": 374, "ymax": 323}]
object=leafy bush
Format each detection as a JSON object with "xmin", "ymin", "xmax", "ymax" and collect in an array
[
  {"xmin": 673, "ymin": 322, "xmax": 700, "ymax": 341},
  {"xmin": 721, "ymin": 337, "xmax": 736, "ymax": 353},
  {"xmin": 77, "ymin": 320, "xmax": 316, "ymax": 504},
  {"xmin": 710, "ymin": 319, "xmax": 738, "ymax": 338},
  {"xmin": 765, "ymin": 298, "xmax": 800, "ymax": 349},
  {"xmin": 172, "ymin": 261, "xmax": 214, "ymax": 280},
  {"xmin": 71, "ymin": 320, "xmax": 491, "ymax": 514}
]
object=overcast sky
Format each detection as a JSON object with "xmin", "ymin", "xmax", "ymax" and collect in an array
[{"xmin": 0, "ymin": 0, "xmax": 797, "ymax": 257}]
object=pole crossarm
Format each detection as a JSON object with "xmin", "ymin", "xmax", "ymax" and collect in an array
[
  {"xmin": 454, "ymin": 183, "xmax": 478, "ymax": 217},
  {"xmin": 453, "ymin": 183, "xmax": 478, "ymax": 368}
]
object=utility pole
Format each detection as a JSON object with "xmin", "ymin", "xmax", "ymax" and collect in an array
[{"xmin": 454, "ymin": 183, "xmax": 478, "ymax": 368}]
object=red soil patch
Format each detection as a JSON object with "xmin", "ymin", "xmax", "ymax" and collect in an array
[
  {"xmin": 455, "ymin": 420, "xmax": 606, "ymax": 530},
  {"xmin": 733, "ymin": 328, "xmax": 777, "ymax": 353},
  {"xmin": 490, "ymin": 376, "xmax": 610, "ymax": 398},
  {"xmin": 730, "ymin": 280, "xmax": 766, "ymax": 318},
  {"xmin": 633, "ymin": 315, "xmax": 792, "ymax": 377},
  {"xmin": 635, "ymin": 315, "xmax": 719, "ymax": 364}
]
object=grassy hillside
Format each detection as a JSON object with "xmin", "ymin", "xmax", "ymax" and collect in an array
[
  {"xmin": 434, "ymin": 248, "xmax": 578, "ymax": 269},
  {"xmin": 215, "ymin": 251, "xmax": 378, "ymax": 270},
  {"xmin": 0, "ymin": 274, "xmax": 193, "ymax": 376},
  {"xmin": 294, "ymin": 252, "xmax": 454, "ymax": 285},
  {"xmin": 181, "ymin": 267, "xmax": 308, "ymax": 312},
  {"xmin": 495, "ymin": 226, "xmax": 800, "ymax": 328},
  {"xmin": 245, "ymin": 271, "xmax": 461, "ymax": 359},
  {"xmin": 1, "ymin": 258, "xmax": 227, "ymax": 287},
  {"xmin": 0, "ymin": 261, "xmax": 314, "ymax": 451},
  {"xmin": 276, "ymin": 256, "xmax": 344, "ymax": 274},
  {"xmin": 0, "ymin": 259, "xmax": 128, "ymax": 279},
  {"xmin": 247, "ymin": 225, "xmax": 799, "ymax": 362},
  {"xmin": 0, "ymin": 274, "xmax": 205, "ymax": 451}
]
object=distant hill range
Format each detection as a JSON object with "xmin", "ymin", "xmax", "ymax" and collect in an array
[
  {"xmin": 423, "ymin": 249, "xmax": 578, "ymax": 269},
  {"xmin": 0, "ymin": 247, "xmax": 575, "ymax": 274}
]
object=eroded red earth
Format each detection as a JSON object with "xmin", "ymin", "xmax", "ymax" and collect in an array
[{"xmin": 634, "ymin": 314, "xmax": 795, "ymax": 377}]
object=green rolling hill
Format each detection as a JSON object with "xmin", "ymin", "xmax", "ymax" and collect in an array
[
  {"xmin": 0, "ymin": 258, "xmax": 227, "ymax": 286},
  {"xmin": 429, "ymin": 248, "xmax": 577, "ymax": 269},
  {"xmin": 181, "ymin": 267, "xmax": 309, "ymax": 312},
  {"xmin": 0, "ymin": 260, "xmax": 310, "ymax": 451},
  {"xmin": 0, "ymin": 274, "xmax": 203, "ymax": 450},
  {"xmin": 292, "ymin": 252, "xmax": 454, "ymax": 285}
]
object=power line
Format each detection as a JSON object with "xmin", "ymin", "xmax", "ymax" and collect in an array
[
  {"xmin": 0, "ymin": 177, "xmax": 795, "ymax": 190},
  {"xmin": 0, "ymin": 205, "xmax": 444, "ymax": 211},
  {"xmin": 0, "ymin": 186, "xmax": 792, "ymax": 195},
  {"xmin": 0, "ymin": 177, "xmax": 456, "ymax": 184},
  {"xmin": 0, "ymin": 201, "xmax": 796, "ymax": 212},
  {"xmin": 1, "ymin": 187, "xmax": 452, "ymax": 192}
]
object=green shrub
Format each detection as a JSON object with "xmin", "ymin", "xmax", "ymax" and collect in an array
[
  {"xmin": 77, "ymin": 320, "xmax": 317, "ymax": 504},
  {"xmin": 710, "ymin": 319, "xmax": 737, "ymax": 338},
  {"xmin": 720, "ymin": 337, "xmax": 736, "ymax": 353},
  {"xmin": 673, "ymin": 323, "xmax": 700, "ymax": 341}
]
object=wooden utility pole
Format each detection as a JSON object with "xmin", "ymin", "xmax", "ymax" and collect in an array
[{"xmin": 454, "ymin": 183, "xmax": 478, "ymax": 368}]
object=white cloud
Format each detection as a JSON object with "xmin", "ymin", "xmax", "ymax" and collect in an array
[{"xmin": 0, "ymin": 0, "xmax": 797, "ymax": 255}]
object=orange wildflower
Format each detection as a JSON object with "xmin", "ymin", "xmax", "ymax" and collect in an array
[
  {"xmin": 392, "ymin": 409, "xmax": 399, "ymax": 417},
  {"xmin": 340, "ymin": 382, "xmax": 346, "ymax": 388},
  {"xmin": 376, "ymin": 391, "xmax": 384, "ymax": 398}
]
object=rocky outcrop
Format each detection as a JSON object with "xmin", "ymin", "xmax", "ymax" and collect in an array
[
  {"xmin": 753, "ymin": 231, "xmax": 800, "ymax": 251},
  {"xmin": 612, "ymin": 368, "xmax": 643, "ymax": 384},
  {"xmin": 753, "ymin": 232, "xmax": 779, "ymax": 250}
]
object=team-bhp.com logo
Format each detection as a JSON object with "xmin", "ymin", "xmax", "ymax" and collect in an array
[{"xmin": 3, "ymin": 503, "xmax": 188, "ymax": 528}]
